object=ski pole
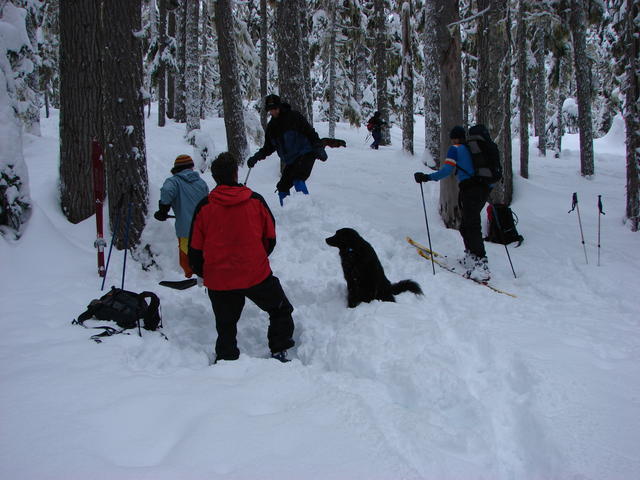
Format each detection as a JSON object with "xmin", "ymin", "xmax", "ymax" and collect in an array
[
  {"xmin": 244, "ymin": 168, "xmax": 252, "ymax": 185},
  {"xmin": 490, "ymin": 204, "xmax": 517, "ymax": 278},
  {"xmin": 568, "ymin": 192, "xmax": 588, "ymax": 264},
  {"xmin": 597, "ymin": 195, "xmax": 605, "ymax": 266},
  {"xmin": 100, "ymin": 208, "xmax": 122, "ymax": 291},
  {"xmin": 419, "ymin": 183, "xmax": 436, "ymax": 275},
  {"xmin": 121, "ymin": 200, "xmax": 133, "ymax": 290}
]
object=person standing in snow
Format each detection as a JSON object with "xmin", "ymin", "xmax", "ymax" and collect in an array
[
  {"xmin": 154, "ymin": 154, "xmax": 209, "ymax": 278},
  {"xmin": 413, "ymin": 126, "xmax": 492, "ymax": 282},
  {"xmin": 366, "ymin": 111, "xmax": 386, "ymax": 150},
  {"xmin": 246, "ymin": 94, "xmax": 328, "ymax": 206},
  {"xmin": 189, "ymin": 152, "xmax": 295, "ymax": 363}
]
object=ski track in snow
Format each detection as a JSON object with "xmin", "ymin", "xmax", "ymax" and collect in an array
[{"xmin": 1, "ymin": 110, "xmax": 638, "ymax": 479}]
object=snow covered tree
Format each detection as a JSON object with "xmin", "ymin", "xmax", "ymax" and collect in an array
[
  {"xmin": 166, "ymin": 7, "xmax": 176, "ymax": 119},
  {"xmin": 173, "ymin": 0, "xmax": 186, "ymax": 123},
  {"xmin": 58, "ymin": 0, "xmax": 102, "ymax": 223},
  {"xmin": 184, "ymin": 0, "xmax": 200, "ymax": 134},
  {"xmin": 435, "ymin": 0, "xmax": 463, "ymax": 227},
  {"xmin": 259, "ymin": 0, "xmax": 268, "ymax": 129},
  {"xmin": 532, "ymin": 24, "xmax": 547, "ymax": 157},
  {"xmin": 401, "ymin": 1, "xmax": 413, "ymax": 155},
  {"xmin": 476, "ymin": 0, "xmax": 512, "ymax": 205},
  {"xmin": 423, "ymin": 0, "xmax": 440, "ymax": 165},
  {"xmin": 570, "ymin": 0, "xmax": 594, "ymax": 177},
  {"xmin": 372, "ymin": 0, "xmax": 390, "ymax": 145},
  {"xmin": 516, "ymin": 0, "xmax": 530, "ymax": 178},
  {"xmin": 325, "ymin": 1, "xmax": 338, "ymax": 138},
  {"xmin": 275, "ymin": 0, "xmax": 308, "ymax": 117},
  {"xmin": 0, "ymin": 2, "xmax": 32, "ymax": 237},
  {"xmin": 214, "ymin": 0, "xmax": 248, "ymax": 161},
  {"xmin": 101, "ymin": 0, "xmax": 148, "ymax": 249},
  {"xmin": 39, "ymin": 0, "xmax": 59, "ymax": 117}
]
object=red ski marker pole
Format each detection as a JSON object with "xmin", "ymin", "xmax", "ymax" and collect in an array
[{"xmin": 91, "ymin": 139, "xmax": 106, "ymax": 277}]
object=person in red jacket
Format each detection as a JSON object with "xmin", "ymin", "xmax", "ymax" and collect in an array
[{"xmin": 188, "ymin": 152, "xmax": 295, "ymax": 363}]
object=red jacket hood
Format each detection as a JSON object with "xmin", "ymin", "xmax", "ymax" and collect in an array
[{"xmin": 208, "ymin": 184, "xmax": 253, "ymax": 207}]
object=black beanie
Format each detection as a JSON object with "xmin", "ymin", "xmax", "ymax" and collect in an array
[
  {"xmin": 449, "ymin": 125, "xmax": 466, "ymax": 140},
  {"xmin": 265, "ymin": 94, "xmax": 281, "ymax": 111}
]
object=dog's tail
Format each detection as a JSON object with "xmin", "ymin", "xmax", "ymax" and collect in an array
[{"xmin": 390, "ymin": 280, "xmax": 423, "ymax": 296}]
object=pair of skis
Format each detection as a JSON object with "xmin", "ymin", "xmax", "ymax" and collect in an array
[{"xmin": 406, "ymin": 237, "xmax": 516, "ymax": 297}]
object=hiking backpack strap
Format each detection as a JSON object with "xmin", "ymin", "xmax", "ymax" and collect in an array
[{"xmin": 138, "ymin": 291, "xmax": 162, "ymax": 331}]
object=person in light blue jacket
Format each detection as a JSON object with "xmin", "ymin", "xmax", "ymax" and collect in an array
[{"xmin": 154, "ymin": 154, "xmax": 209, "ymax": 277}]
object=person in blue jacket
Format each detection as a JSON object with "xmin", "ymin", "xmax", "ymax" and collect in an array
[
  {"xmin": 246, "ymin": 94, "xmax": 327, "ymax": 206},
  {"xmin": 154, "ymin": 154, "xmax": 209, "ymax": 278},
  {"xmin": 413, "ymin": 126, "xmax": 491, "ymax": 282}
]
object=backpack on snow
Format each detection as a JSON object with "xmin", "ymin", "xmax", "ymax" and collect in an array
[
  {"xmin": 73, "ymin": 287, "xmax": 162, "ymax": 342},
  {"xmin": 463, "ymin": 124, "xmax": 503, "ymax": 185},
  {"xmin": 485, "ymin": 204, "xmax": 524, "ymax": 246}
]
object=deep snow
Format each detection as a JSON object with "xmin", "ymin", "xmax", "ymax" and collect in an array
[{"xmin": 1, "ymin": 109, "xmax": 639, "ymax": 480}]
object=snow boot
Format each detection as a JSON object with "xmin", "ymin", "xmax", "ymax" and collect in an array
[
  {"xmin": 278, "ymin": 191, "xmax": 289, "ymax": 206},
  {"xmin": 458, "ymin": 250, "xmax": 474, "ymax": 271},
  {"xmin": 271, "ymin": 350, "xmax": 290, "ymax": 363},
  {"xmin": 466, "ymin": 255, "xmax": 491, "ymax": 283},
  {"xmin": 293, "ymin": 180, "xmax": 309, "ymax": 194}
]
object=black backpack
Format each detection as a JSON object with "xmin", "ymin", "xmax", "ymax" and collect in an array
[
  {"xmin": 485, "ymin": 204, "xmax": 524, "ymax": 246},
  {"xmin": 464, "ymin": 124, "xmax": 503, "ymax": 185},
  {"xmin": 73, "ymin": 287, "xmax": 162, "ymax": 342}
]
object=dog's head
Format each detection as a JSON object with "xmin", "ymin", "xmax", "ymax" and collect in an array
[{"xmin": 325, "ymin": 228, "xmax": 364, "ymax": 250}]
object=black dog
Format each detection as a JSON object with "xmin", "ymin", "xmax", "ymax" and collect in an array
[{"xmin": 325, "ymin": 228, "xmax": 423, "ymax": 308}]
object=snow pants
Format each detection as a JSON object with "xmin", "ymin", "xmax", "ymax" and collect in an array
[
  {"xmin": 276, "ymin": 152, "xmax": 316, "ymax": 193},
  {"xmin": 458, "ymin": 180, "xmax": 491, "ymax": 258},
  {"xmin": 208, "ymin": 274, "xmax": 295, "ymax": 361}
]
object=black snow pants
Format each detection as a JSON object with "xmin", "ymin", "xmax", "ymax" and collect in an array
[
  {"xmin": 276, "ymin": 152, "xmax": 316, "ymax": 193},
  {"xmin": 458, "ymin": 179, "xmax": 491, "ymax": 258},
  {"xmin": 208, "ymin": 274, "xmax": 295, "ymax": 361}
]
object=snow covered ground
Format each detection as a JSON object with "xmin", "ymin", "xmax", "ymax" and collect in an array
[{"xmin": 1, "ymin": 109, "xmax": 639, "ymax": 479}]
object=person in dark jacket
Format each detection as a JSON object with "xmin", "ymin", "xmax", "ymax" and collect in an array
[
  {"xmin": 246, "ymin": 94, "xmax": 327, "ymax": 206},
  {"xmin": 154, "ymin": 154, "xmax": 209, "ymax": 278},
  {"xmin": 189, "ymin": 152, "xmax": 295, "ymax": 363},
  {"xmin": 413, "ymin": 126, "xmax": 491, "ymax": 282},
  {"xmin": 366, "ymin": 111, "xmax": 386, "ymax": 149}
]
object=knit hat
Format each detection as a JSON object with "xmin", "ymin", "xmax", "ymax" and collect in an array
[
  {"xmin": 265, "ymin": 94, "xmax": 281, "ymax": 111},
  {"xmin": 449, "ymin": 125, "xmax": 466, "ymax": 140},
  {"xmin": 171, "ymin": 154, "xmax": 194, "ymax": 174}
]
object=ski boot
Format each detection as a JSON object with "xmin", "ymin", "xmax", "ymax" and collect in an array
[
  {"xmin": 278, "ymin": 191, "xmax": 289, "ymax": 206},
  {"xmin": 293, "ymin": 179, "xmax": 309, "ymax": 194}
]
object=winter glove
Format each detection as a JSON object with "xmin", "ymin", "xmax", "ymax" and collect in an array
[
  {"xmin": 315, "ymin": 146, "xmax": 328, "ymax": 161},
  {"xmin": 154, "ymin": 203, "xmax": 171, "ymax": 221},
  {"xmin": 247, "ymin": 154, "xmax": 261, "ymax": 168},
  {"xmin": 414, "ymin": 172, "xmax": 431, "ymax": 183}
]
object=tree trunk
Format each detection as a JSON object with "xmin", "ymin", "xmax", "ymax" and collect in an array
[
  {"xmin": 215, "ymin": 0, "xmax": 249, "ymax": 161},
  {"xmin": 625, "ymin": 0, "xmax": 639, "ymax": 230},
  {"xmin": 533, "ymin": 26, "xmax": 547, "ymax": 156},
  {"xmin": 275, "ymin": 0, "xmax": 307, "ymax": 118},
  {"xmin": 158, "ymin": 0, "xmax": 167, "ymax": 127},
  {"xmin": 423, "ymin": 1, "xmax": 440, "ymax": 165},
  {"xmin": 476, "ymin": 0, "xmax": 512, "ymax": 205},
  {"xmin": 327, "ymin": 1, "xmax": 337, "ymax": 138},
  {"xmin": 401, "ymin": 1, "xmax": 413, "ymax": 155},
  {"xmin": 570, "ymin": 0, "xmax": 594, "ymax": 177},
  {"xmin": 59, "ymin": 0, "xmax": 102, "ymax": 223},
  {"xmin": 167, "ymin": 7, "xmax": 176, "ymax": 119},
  {"xmin": 185, "ymin": 0, "xmax": 200, "ymax": 134},
  {"xmin": 173, "ymin": 0, "xmax": 187, "ymax": 123},
  {"xmin": 101, "ymin": 0, "xmax": 149, "ymax": 249},
  {"xmin": 435, "ymin": 0, "xmax": 463, "ymax": 228},
  {"xmin": 516, "ymin": 0, "xmax": 529, "ymax": 179},
  {"xmin": 300, "ymin": 4, "xmax": 313, "ymax": 123},
  {"xmin": 373, "ymin": 0, "xmax": 390, "ymax": 145},
  {"xmin": 259, "ymin": 0, "xmax": 268, "ymax": 130}
]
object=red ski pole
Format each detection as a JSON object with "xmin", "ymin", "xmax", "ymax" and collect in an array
[{"xmin": 91, "ymin": 139, "xmax": 106, "ymax": 277}]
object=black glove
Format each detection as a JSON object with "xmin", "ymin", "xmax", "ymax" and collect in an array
[
  {"xmin": 154, "ymin": 203, "xmax": 170, "ymax": 221},
  {"xmin": 414, "ymin": 172, "xmax": 431, "ymax": 183},
  {"xmin": 315, "ymin": 146, "xmax": 328, "ymax": 161},
  {"xmin": 247, "ymin": 154, "xmax": 260, "ymax": 168}
]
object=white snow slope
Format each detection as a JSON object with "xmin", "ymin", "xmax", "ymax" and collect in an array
[{"xmin": 1, "ymin": 109, "xmax": 639, "ymax": 480}]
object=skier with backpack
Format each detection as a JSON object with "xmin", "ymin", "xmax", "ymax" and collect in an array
[
  {"xmin": 414, "ymin": 125, "xmax": 502, "ymax": 282},
  {"xmin": 366, "ymin": 111, "xmax": 386, "ymax": 150}
]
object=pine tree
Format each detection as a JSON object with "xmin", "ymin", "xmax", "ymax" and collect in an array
[
  {"xmin": 401, "ymin": 1, "xmax": 413, "ymax": 155},
  {"xmin": 275, "ymin": 0, "xmax": 307, "ymax": 117},
  {"xmin": 58, "ymin": 0, "xmax": 102, "ymax": 223},
  {"xmin": 373, "ymin": 0, "xmax": 390, "ymax": 145},
  {"xmin": 570, "ymin": 0, "xmax": 594, "ymax": 177},
  {"xmin": 185, "ymin": 0, "xmax": 200, "ymax": 135},
  {"xmin": 215, "ymin": 0, "xmax": 249, "ymax": 161},
  {"xmin": 101, "ymin": 0, "xmax": 149, "ymax": 249},
  {"xmin": 516, "ymin": 0, "xmax": 530, "ymax": 178},
  {"xmin": 259, "ymin": 0, "xmax": 268, "ymax": 129},
  {"xmin": 423, "ymin": 0, "xmax": 440, "ymax": 165},
  {"xmin": 173, "ymin": 0, "xmax": 186, "ymax": 123}
]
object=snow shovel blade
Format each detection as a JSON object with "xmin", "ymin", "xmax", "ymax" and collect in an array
[{"xmin": 159, "ymin": 279, "xmax": 198, "ymax": 290}]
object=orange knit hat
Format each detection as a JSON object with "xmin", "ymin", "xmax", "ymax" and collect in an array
[{"xmin": 171, "ymin": 154, "xmax": 194, "ymax": 174}]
